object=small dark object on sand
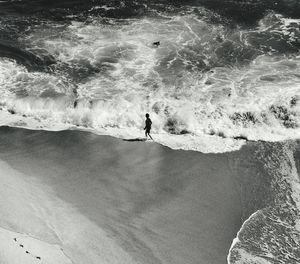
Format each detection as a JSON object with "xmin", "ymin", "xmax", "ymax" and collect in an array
[
  {"xmin": 123, "ymin": 138, "xmax": 147, "ymax": 142},
  {"xmin": 13, "ymin": 238, "xmax": 17, "ymax": 242},
  {"xmin": 19, "ymin": 244, "xmax": 24, "ymax": 247},
  {"xmin": 36, "ymin": 256, "xmax": 41, "ymax": 260},
  {"xmin": 25, "ymin": 251, "xmax": 29, "ymax": 254},
  {"xmin": 153, "ymin": 41, "xmax": 160, "ymax": 47}
]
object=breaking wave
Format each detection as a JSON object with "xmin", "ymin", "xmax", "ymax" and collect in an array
[
  {"xmin": 1, "ymin": 1, "xmax": 300, "ymax": 263},
  {"xmin": 0, "ymin": 3, "xmax": 299, "ymax": 153}
]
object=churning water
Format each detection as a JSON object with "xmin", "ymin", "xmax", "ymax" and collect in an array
[{"xmin": 0, "ymin": 0, "xmax": 299, "ymax": 152}]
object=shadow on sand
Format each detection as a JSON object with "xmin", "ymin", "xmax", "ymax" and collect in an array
[{"xmin": 123, "ymin": 138, "xmax": 147, "ymax": 142}]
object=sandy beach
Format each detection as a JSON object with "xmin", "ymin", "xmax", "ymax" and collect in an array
[
  {"xmin": 0, "ymin": 1, "xmax": 299, "ymax": 263},
  {"xmin": 0, "ymin": 126, "xmax": 281, "ymax": 264}
]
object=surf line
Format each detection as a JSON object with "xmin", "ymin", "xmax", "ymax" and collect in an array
[{"xmin": 226, "ymin": 210, "xmax": 260, "ymax": 263}]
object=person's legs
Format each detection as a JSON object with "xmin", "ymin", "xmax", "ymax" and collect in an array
[
  {"xmin": 146, "ymin": 129, "xmax": 153, "ymax": 140},
  {"xmin": 145, "ymin": 129, "xmax": 152, "ymax": 140},
  {"xmin": 148, "ymin": 133, "xmax": 153, "ymax": 140}
]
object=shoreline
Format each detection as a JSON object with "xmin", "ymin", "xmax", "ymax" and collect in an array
[
  {"xmin": 0, "ymin": 111, "xmax": 246, "ymax": 153},
  {"xmin": 0, "ymin": 126, "xmax": 295, "ymax": 264},
  {"xmin": 226, "ymin": 211, "xmax": 259, "ymax": 263}
]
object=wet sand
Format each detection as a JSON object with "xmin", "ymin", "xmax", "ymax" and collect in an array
[{"xmin": 0, "ymin": 126, "xmax": 274, "ymax": 264}]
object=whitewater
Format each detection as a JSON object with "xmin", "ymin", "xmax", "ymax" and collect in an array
[
  {"xmin": 0, "ymin": 1, "xmax": 300, "ymax": 264},
  {"xmin": 0, "ymin": 4, "xmax": 299, "ymax": 152}
]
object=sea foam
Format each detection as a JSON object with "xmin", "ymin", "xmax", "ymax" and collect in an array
[{"xmin": 0, "ymin": 12, "xmax": 299, "ymax": 153}]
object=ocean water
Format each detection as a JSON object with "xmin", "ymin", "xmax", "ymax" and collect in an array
[
  {"xmin": 0, "ymin": 0, "xmax": 299, "ymax": 152},
  {"xmin": 0, "ymin": 1, "xmax": 300, "ymax": 263}
]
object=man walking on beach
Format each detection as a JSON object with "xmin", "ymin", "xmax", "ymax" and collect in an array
[{"xmin": 144, "ymin": 113, "xmax": 153, "ymax": 140}]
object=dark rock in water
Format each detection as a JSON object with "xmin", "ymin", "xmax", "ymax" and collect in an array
[{"xmin": 153, "ymin": 41, "xmax": 160, "ymax": 47}]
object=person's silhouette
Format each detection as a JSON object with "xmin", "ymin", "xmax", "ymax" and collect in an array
[{"xmin": 144, "ymin": 113, "xmax": 153, "ymax": 140}]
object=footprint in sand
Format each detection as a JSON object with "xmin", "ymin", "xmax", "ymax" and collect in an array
[{"xmin": 13, "ymin": 237, "xmax": 42, "ymax": 261}]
